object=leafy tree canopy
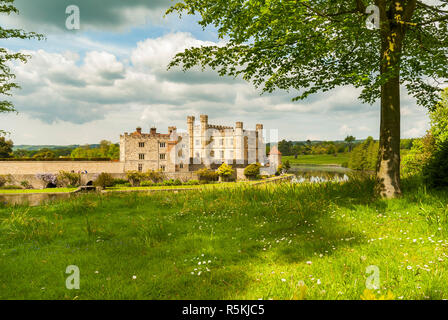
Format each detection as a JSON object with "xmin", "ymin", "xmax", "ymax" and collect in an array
[
  {"xmin": 1, "ymin": 0, "xmax": 44, "ymax": 116},
  {"xmin": 167, "ymin": 0, "xmax": 447, "ymax": 108}
]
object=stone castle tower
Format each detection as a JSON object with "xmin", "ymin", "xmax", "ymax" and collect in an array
[{"xmin": 120, "ymin": 115, "xmax": 268, "ymax": 173}]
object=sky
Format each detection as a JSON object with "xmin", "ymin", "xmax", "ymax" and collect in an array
[{"xmin": 0, "ymin": 0, "xmax": 432, "ymax": 145}]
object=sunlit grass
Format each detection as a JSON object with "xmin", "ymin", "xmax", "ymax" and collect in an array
[
  {"xmin": 0, "ymin": 175, "xmax": 447, "ymax": 300},
  {"xmin": 283, "ymin": 154, "xmax": 350, "ymax": 166}
]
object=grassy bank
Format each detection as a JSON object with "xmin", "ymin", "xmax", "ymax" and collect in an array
[
  {"xmin": 283, "ymin": 154, "xmax": 350, "ymax": 166},
  {"xmin": 0, "ymin": 176, "xmax": 447, "ymax": 300}
]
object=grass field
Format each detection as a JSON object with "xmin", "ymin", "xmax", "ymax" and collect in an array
[
  {"xmin": 283, "ymin": 154, "xmax": 350, "ymax": 166},
  {"xmin": 0, "ymin": 176, "xmax": 447, "ymax": 300}
]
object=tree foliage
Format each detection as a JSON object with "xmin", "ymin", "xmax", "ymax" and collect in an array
[
  {"xmin": 217, "ymin": 162, "xmax": 234, "ymax": 178},
  {"xmin": 244, "ymin": 162, "xmax": 261, "ymax": 179},
  {"xmin": 402, "ymin": 88, "xmax": 448, "ymax": 178},
  {"xmin": 167, "ymin": 0, "xmax": 448, "ymax": 197},
  {"xmin": 1, "ymin": 0, "xmax": 44, "ymax": 118},
  {"xmin": 196, "ymin": 167, "xmax": 219, "ymax": 181},
  {"xmin": 0, "ymin": 135, "xmax": 13, "ymax": 157},
  {"xmin": 70, "ymin": 141, "xmax": 120, "ymax": 160},
  {"xmin": 167, "ymin": 0, "xmax": 447, "ymax": 108},
  {"xmin": 348, "ymin": 136, "xmax": 378, "ymax": 170}
]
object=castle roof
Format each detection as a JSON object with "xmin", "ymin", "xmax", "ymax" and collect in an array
[{"xmin": 269, "ymin": 145, "xmax": 282, "ymax": 155}]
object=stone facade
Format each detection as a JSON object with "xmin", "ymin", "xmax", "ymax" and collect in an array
[
  {"xmin": 120, "ymin": 115, "xmax": 268, "ymax": 173},
  {"xmin": 0, "ymin": 115, "xmax": 276, "ymax": 188}
]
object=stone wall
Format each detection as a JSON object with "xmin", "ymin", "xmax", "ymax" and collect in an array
[{"xmin": 0, "ymin": 161, "xmax": 124, "ymax": 175}]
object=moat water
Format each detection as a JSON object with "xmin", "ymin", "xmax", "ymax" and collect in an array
[
  {"xmin": 0, "ymin": 192, "xmax": 73, "ymax": 207},
  {"xmin": 290, "ymin": 165, "xmax": 354, "ymax": 183}
]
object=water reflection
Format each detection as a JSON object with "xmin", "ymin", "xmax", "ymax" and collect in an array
[
  {"xmin": 0, "ymin": 192, "xmax": 73, "ymax": 207},
  {"xmin": 290, "ymin": 165, "xmax": 353, "ymax": 183}
]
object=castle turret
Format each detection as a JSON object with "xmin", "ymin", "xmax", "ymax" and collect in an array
[
  {"xmin": 200, "ymin": 115, "xmax": 209, "ymax": 163},
  {"xmin": 235, "ymin": 121, "xmax": 244, "ymax": 165},
  {"xmin": 187, "ymin": 116, "xmax": 195, "ymax": 161},
  {"xmin": 255, "ymin": 124, "xmax": 263, "ymax": 163},
  {"xmin": 269, "ymin": 145, "xmax": 282, "ymax": 172}
]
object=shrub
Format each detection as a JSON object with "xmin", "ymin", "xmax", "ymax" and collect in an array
[
  {"xmin": 196, "ymin": 168, "xmax": 219, "ymax": 181},
  {"xmin": 402, "ymin": 133, "xmax": 435, "ymax": 176},
  {"xmin": 20, "ymin": 181, "xmax": 33, "ymax": 189},
  {"xmin": 94, "ymin": 172, "xmax": 114, "ymax": 188},
  {"xmin": 217, "ymin": 163, "xmax": 234, "ymax": 181},
  {"xmin": 283, "ymin": 160, "xmax": 291, "ymax": 172},
  {"xmin": 36, "ymin": 173, "xmax": 57, "ymax": 186},
  {"xmin": 57, "ymin": 171, "xmax": 81, "ymax": 187},
  {"xmin": 126, "ymin": 171, "xmax": 147, "ymax": 187},
  {"xmin": 275, "ymin": 164, "xmax": 283, "ymax": 176},
  {"xmin": 0, "ymin": 175, "xmax": 6, "ymax": 187},
  {"xmin": 147, "ymin": 170, "xmax": 165, "ymax": 183},
  {"xmin": 111, "ymin": 178, "xmax": 128, "ymax": 186},
  {"xmin": 140, "ymin": 180, "xmax": 154, "ymax": 187},
  {"xmin": 423, "ymin": 140, "xmax": 448, "ymax": 188},
  {"xmin": 115, "ymin": 183, "xmax": 131, "ymax": 188},
  {"xmin": 348, "ymin": 137, "xmax": 378, "ymax": 171},
  {"xmin": 161, "ymin": 179, "xmax": 182, "ymax": 186},
  {"xmin": 185, "ymin": 180, "xmax": 200, "ymax": 185},
  {"xmin": 244, "ymin": 163, "xmax": 261, "ymax": 179}
]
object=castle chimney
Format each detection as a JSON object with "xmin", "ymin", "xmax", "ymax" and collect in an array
[
  {"xmin": 136, "ymin": 127, "xmax": 142, "ymax": 134},
  {"xmin": 236, "ymin": 121, "xmax": 243, "ymax": 129},
  {"xmin": 256, "ymin": 124, "xmax": 263, "ymax": 130},
  {"xmin": 150, "ymin": 127, "xmax": 157, "ymax": 135}
]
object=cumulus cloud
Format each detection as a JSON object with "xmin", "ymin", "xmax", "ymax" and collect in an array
[{"xmin": 4, "ymin": 30, "xmax": 430, "ymax": 144}]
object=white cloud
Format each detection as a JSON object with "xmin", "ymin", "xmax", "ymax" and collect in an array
[{"xmin": 4, "ymin": 32, "xmax": 431, "ymax": 144}]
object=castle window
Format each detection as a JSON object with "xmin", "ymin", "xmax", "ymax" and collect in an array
[
  {"xmin": 195, "ymin": 139, "xmax": 200, "ymax": 146},
  {"xmin": 159, "ymin": 142, "xmax": 166, "ymax": 148},
  {"xmin": 160, "ymin": 153, "xmax": 166, "ymax": 160},
  {"xmin": 138, "ymin": 164, "xmax": 143, "ymax": 172},
  {"xmin": 139, "ymin": 153, "xmax": 145, "ymax": 160},
  {"xmin": 138, "ymin": 142, "xmax": 145, "ymax": 148},
  {"xmin": 210, "ymin": 150, "xmax": 215, "ymax": 157},
  {"xmin": 220, "ymin": 151, "xmax": 224, "ymax": 158},
  {"xmin": 180, "ymin": 163, "xmax": 184, "ymax": 169},
  {"xmin": 160, "ymin": 165, "xmax": 166, "ymax": 172},
  {"xmin": 220, "ymin": 139, "xmax": 224, "ymax": 146}
]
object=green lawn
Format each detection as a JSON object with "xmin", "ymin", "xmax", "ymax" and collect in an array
[
  {"xmin": 283, "ymin": 154, "xmax": 350, "ymax": 166},
  {"xmin": 0, "ymin": 188, "xmax": 77, "ymax": 194},
  {"xmin": 0, "ymin": 176, "xmax": 447, "ymax": 300}
]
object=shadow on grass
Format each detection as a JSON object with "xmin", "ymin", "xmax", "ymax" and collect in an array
[{"xmin": 0, "ymin": 176, "xmax": 402, "ymax": 299}]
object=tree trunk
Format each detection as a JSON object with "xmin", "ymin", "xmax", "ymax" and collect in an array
[
  {"xmin": 376, "ymin": 27, "xmax": 404, "ymax": 198},
  {"xmin": 377, "ymin": 75, "xmax": 402, "ymax": 198}
]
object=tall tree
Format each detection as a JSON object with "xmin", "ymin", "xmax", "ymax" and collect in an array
[
  {"xmin": 0, "ymin": 136, "xmax": 13, "ymax": 158},
  {"xmin": 167, "ymin": 0, "xmax": 448, "ymax": 198},
  {"xmin": 345, "ymin": 135, "xmax": 356, "ymax": 152},
  {"xmin": 1, "ymin": 0, "xmax": 44, "ymax": 134}
]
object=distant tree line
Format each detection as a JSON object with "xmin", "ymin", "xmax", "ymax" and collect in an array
[{"xmin": 0, "ymin": 139, "xmax": 120, "ymax": 160}]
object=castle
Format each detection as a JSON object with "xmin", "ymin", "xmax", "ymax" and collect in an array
[
  {"xmin": 119, "ymin": 115, "xmax": 268, "ymax": 173},
  {"xmin": 0, "ymin": 115, "xmax": 281, "ymax": 188}
]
